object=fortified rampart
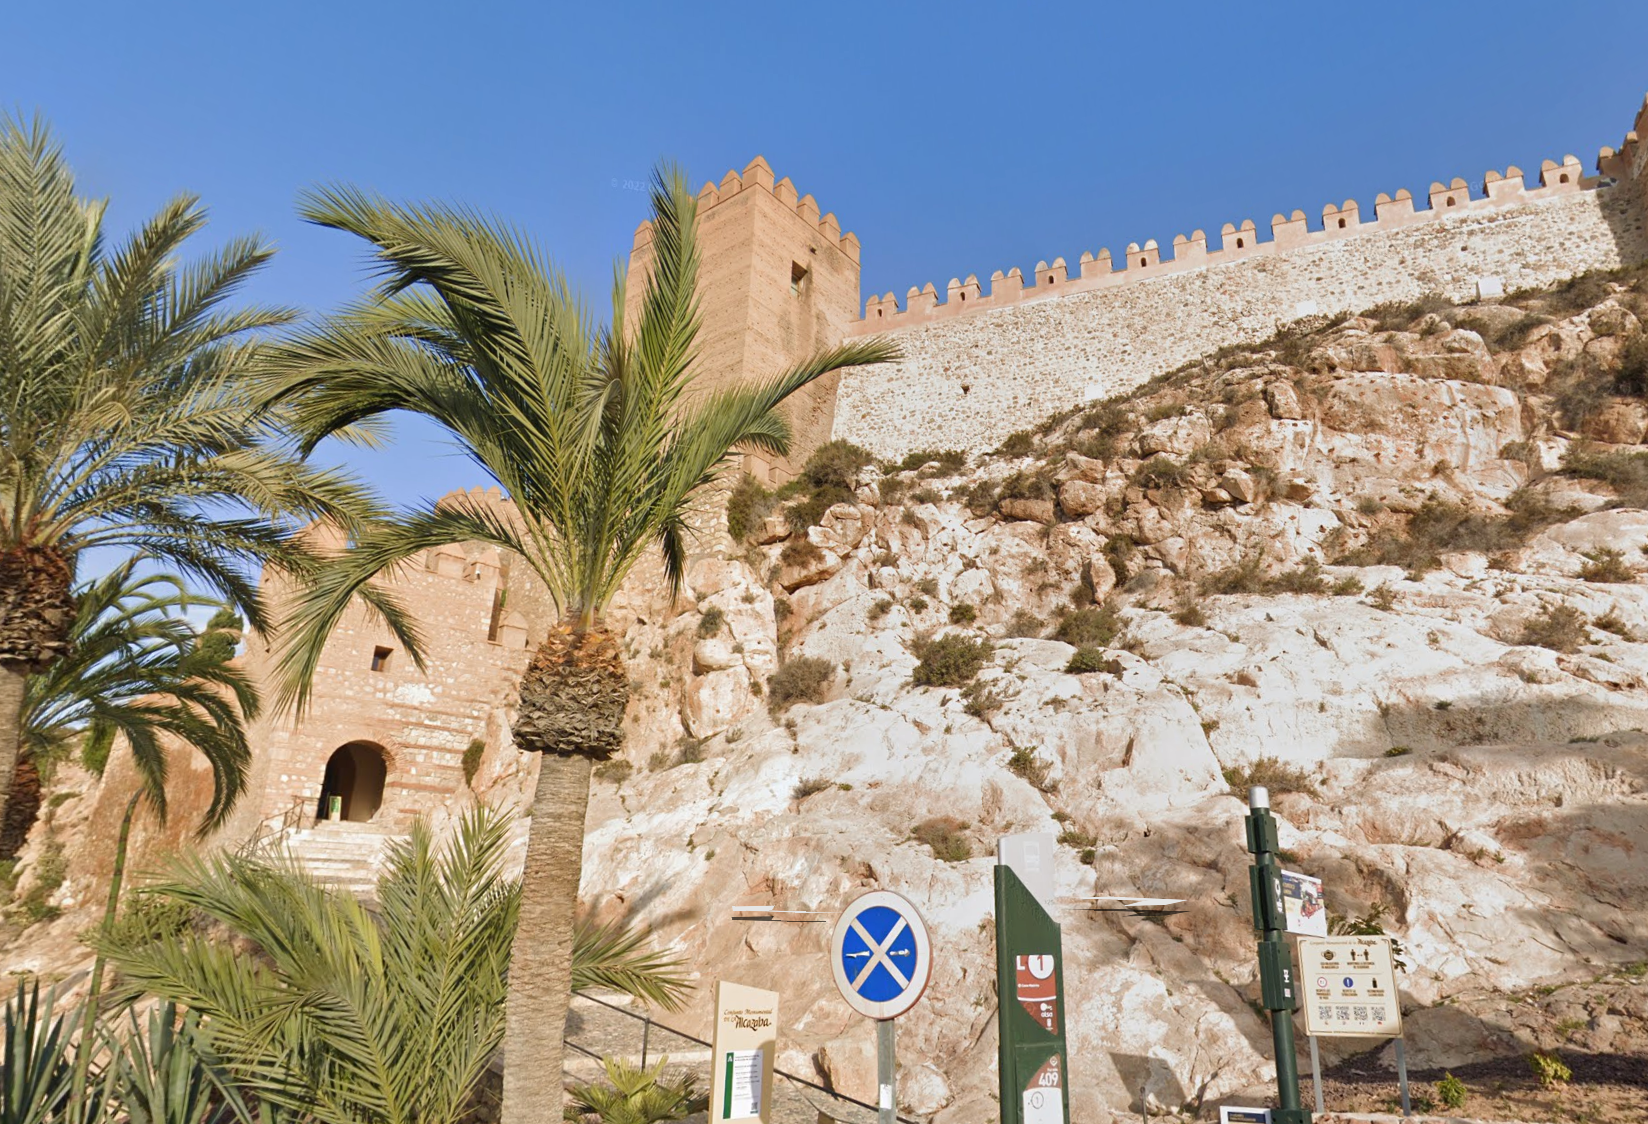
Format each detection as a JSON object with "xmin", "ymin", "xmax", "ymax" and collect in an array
[{"xmin": 634, "ymin": 93, "xmax": 1648, "ymax": 464}]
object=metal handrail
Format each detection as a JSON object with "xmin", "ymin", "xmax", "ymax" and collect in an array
[{"xmin": 568, "ymin": 989, "xmax": 921, "ymax": 1124}]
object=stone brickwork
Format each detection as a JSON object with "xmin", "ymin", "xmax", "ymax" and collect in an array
[
  {"xmin": 623, "ymin": 158, "xmax": 862, "ymax": 484},
  {"xmin": 226, "ymin": 488, "xmax": 557, "ymax": 839},
  {"xmin": 833, "ymin": 171, "xmax": 1646, "ymax": 456}
]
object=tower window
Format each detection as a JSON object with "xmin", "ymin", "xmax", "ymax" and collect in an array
[
  {"xmin": 1236, "ymin": 238, "xmax": 1245, "ymax": 248},
  {"xmin": 1337, "ymin": 218, "xmax": 1346, "ymax": 228},
  {"xmin": 791, "ymin": 262, "xmax": 809, "ymax": 294},
  {"xmin": 370, "ymin": 646, "xmax": 393, "ymax": 672}
]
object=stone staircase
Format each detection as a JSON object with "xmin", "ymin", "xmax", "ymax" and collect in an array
[{"xmin": 278, "ymin": 820, "xmax": 401, "ymax": 897}]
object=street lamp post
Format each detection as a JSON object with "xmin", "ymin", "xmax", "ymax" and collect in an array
[{"xmin": 1245, "ymin": 785, "xmax": 1311, "ymax": 1124}]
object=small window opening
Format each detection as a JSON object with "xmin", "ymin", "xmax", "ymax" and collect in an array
[
  {"xmin": 1236, "ymin": 238, "xmax": 1245, "ymax": 248},
  {"xmin": 1337, "ymin": 218, "xmax": 1346, "ymax": 229},
  {"xmin": 959, "ymin": 292, "xmax": 966, "ymax": 301},
  {"xmin": 1559, "ymin": 173, "xmax": 1570, "ymax": 183},
  {"xmin": 1139, "ymin": 258, "xmax": 1147, "ymax": 268},
  {"xmin": 1047, "ymin": 274, "xmax": 1055, "ymax": 285},
  {"xmin": 876, "ymin": 308, "xmax": 883, "ymax": 318},
  {"xmin": 790, "ymin": 262, "xmax": 808, "ymax": 294},
  {"xmin": 370, "ymin": 646, "xmax": 393, "ymax": 672},
  {"xmin": 1446, "ymin": 196, "xmax": 1456, "ymax": 207}
]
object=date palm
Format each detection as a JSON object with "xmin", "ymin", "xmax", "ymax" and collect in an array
[
  {"xmin": 0, "ymin": 113, "xmax": 381, "ymax": 830},
  {"xmin": 259, "ymin": 167, "xmax": 896, "ymax": 1122},
  {"xmin": 103, "ymin": 807, "xmax": 690, "ymax": 1124}
]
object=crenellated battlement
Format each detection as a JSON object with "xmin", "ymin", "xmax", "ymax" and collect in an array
[
  {"xmin": 628, "ymin": 155, "xmax": 862, "ymax": 265},
  {"xmin": 849, "ymin": 147, "xmax": 1607, "ymax": 335}
]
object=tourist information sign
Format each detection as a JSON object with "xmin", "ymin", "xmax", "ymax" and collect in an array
[
  {"xmin": 830, "ymin": 891, "xmax": 932, "ymax": 1124},
  {"xmin": 995, "ymin": 861, "xmax": 1071, "ymax": 1124},
  {"xmin": 1297, "ymin": 936, "xmax": 1402, "ymax": 1038},
  {"xmin": 710, "ymin": 980, "xmax": 779, "ymax": 1124}
]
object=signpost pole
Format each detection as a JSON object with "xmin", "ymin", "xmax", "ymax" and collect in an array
[
  {"xmin": 1395, "ymin": 1038, "xmax": 1411, "ymax": 1117},
  {"xmin": 1245, "ymin": 786, "xmax": 1311, "ymax": 1124},
  {"xmin": 1308, "ymin": 1036, "xmax": 1323, "ymax": 1114},
  {"xmin": 877, "ymin": 1018, "xmax": 896, "ymax": 1124}
]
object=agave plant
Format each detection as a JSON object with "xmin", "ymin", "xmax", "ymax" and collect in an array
[
  {"xmin": 0, "ymin": 980, "xmax": 79, "ymax": 1124},
  {"xmin": 104, "ymin": 805, "xmax": 689, "ymax": 1124},
  {"xmin": 111, "ymin": 1003, "xmax": 257, "ymax": 1124}
]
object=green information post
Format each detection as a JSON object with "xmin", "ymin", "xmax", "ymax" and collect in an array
[
  {"xmin": 1245, "ymin": 785, "xmax": 1311, "ymax": 1124},
  {"xmin": 994, "ymin": 864, "xmax": 1070, "ymax": 1124}
]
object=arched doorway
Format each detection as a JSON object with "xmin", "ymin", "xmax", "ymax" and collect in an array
[{"xmin": 316, "ymin": 741, "xmax": 388, "ymax": 823}]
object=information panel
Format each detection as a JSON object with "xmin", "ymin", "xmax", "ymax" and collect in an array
[
  {"xmin": 710, "ymin": 981, "xmax": 779, "ymax": 1124},
  {"xmin": 995, "ymin": 864, "xmax": 1070, "ymax": 1124},
  {"xmin": 1296, "ymin": 936, "xmax": 1403, "ymax": 1038}
]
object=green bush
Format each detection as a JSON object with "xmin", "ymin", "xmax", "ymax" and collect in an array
[
  {"xmin": 1369, "ymin": 290, "xmax": 1452, "ymax": 331},
  {"xmin": 948, "ymin": 603, "xmax": 978, "ymax": 625},
  {"xmin": 1436, "ymin": 1073, "xmax": 1468, "ymax": 1110},
  {"xmin": 906, "ymin": 596, "xmax": 929, "ymax": 613},
  {"xmin": 1006, "ymin": 747, "xmax": 1053, "ymax": 790},
  {"xmin": 12, "ymin": 843, "xmax": 66, "ymax": 924},
  {"xmin": 1053, "ymin": 603, "xmax": 1124, "ymax": 647},
  {"xmin": 961, "ymin": 679, "xmax": 1007, "ymax": 718},
  {"xmin": 1616, "ymin": 331, "xmax": 1648, "ymax": 396},
  {"xmin": 1065, "ymin": 647, "xmax": 1122, "ymax": 675},
  {"xmin": 801, "ymin": 439, "xmax": 875, "ymax": 492},
  {"xmin": 1201, "ymin": 553, "xmax": 1266, "ymax": 594},
  {"xmin": 462, "ymin": 738, "xmax": 485, "ymax": 786},
  {"xmin": 1267, "ymin": 557, "xmax": 1328, "ymax": 594},
  {"xmin": 1384, "ymin": 746, "xmax": 1413, "ymax": 757},
  {"xmin": 1562, "ymin": 445, "xmax": 1648, "ymax": 507},
  {"xmin": 915, "ymin": 577, "xmax": 940, "ymax": 597},
  {"xmin": 913, "ymin": 817, "xmax": 972, "ymax": 862},
  {"xmin": 726, "ymin": 474, "xmax": 774, "ymax": 542},
  {"xmin": 995, "ymin": 431, "xmax": 1034, "ymax": 457},
  {"xmin": 1528, "ymin": 1051, "xmax": 1571, "ymax": 1088},
  {"xmin": 767, "ymin": 657, "xmax": 836, "ymax": 710},
  {"xmin": 696, "ymin": 606, "xmax": 725, "ymax": 638},
  {"xmin": 911, "ymin": 634, "xmax": 993, "ymax": 688},
  {"xmin": 896, "ymin": 448, "xmax": 967, "ymax": 474},
  {"xmin": 998, "ymin": 469, "xmax": 1056, "ymax": 502},
  {"xmin": 868, "ymin": 598, "xmax": 893, "ymax": 621}
]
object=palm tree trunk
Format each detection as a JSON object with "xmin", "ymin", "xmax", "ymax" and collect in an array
[
  {"xmin": 502, "ymin": 751, "xmax": 593, "ymax": 1124},
  {"xmin": 0, "ymin": 663, "xmax": 27, "ymax": 829},
  {"xmin": 0, "ymin": 544, "xmax": 77, "ymax": 829}
]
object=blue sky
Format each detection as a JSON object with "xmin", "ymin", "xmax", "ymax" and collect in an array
[{"xmin": 7, "ymin": 1, "xmax": 1648, "ymax": 508}]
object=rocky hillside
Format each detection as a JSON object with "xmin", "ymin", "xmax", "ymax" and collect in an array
[
  {"xmin": 8, "ymin": 267, "xmax": 1648, "ymax": 1122},
  {"xmin": 513, "ymin": 267, "xmax": 1648, "ymax": 1121}
]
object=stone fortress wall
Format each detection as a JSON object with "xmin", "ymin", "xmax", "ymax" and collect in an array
[{"xmin": 830, "ymin": 94, "xmax": 1648, "ymax": 458}]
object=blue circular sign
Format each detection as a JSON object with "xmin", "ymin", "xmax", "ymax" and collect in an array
[{"xmin": 829, "ymin": 890, "xmax": 932, "ymax": 1019}]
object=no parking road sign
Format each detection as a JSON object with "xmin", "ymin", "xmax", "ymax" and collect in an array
[{"xmin": 830, "ymin": 891, "xmax": 932, "ymax": 1020}]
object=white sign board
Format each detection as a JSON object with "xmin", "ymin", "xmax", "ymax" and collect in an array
[
  {"xmin": 830, "ymin": 890, "xmax": 932, "ymax": 1020},
  {"xmin": 1297, "ymin": 935, "xmax": 1403, "ymax": 1038},
  {"xmin": 997, "ymin": 832, "xmax": 1056, "ymax": 911},
  {"xmin": 1280, "ymin": 870, "xmax": 1327, "ymax": 938},
  {"xmin": 1219, "ymin": 1108, "xmax": 1271, "ymax": 1124},
  {"xmin": 710, "ymin": 981, "xmax": 778, "ymax": 1124}
]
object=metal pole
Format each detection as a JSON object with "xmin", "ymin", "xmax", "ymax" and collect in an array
[
  {"xmin": 1309, "ymin": 1035, "xmax": 1324, "ymax": 1115},
  {"xmin": 641, "ymin": 1015, "xmax": 651, "ymax": 1068},
  {"xmin": 876, "ymin": 1019, "xmax": 896, "ymax": 1124},
  {"xmin": 1245, "ymin": 785, "xmax": 1312, "ymax": 1124},
  {"xmin": 1395, "ymin": 1037, "xmax": 1411, "ymax": 1117}
]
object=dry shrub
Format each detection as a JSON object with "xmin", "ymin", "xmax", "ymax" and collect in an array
[
  {"xmin": 1006, "ymin": 746, "xmax": 1054, "ymax": 791},
  {"xmin": 767, "ymin": 656, "xmax": 836, "ymax": 710},
  {"xmin": 1517, "ymin": 604, "xmax": 1590, "ymax": 653},
  {"xmin": 726, "ymin": 474, "xmax": 775, "ymax": 542},
  {"xmin": 1579, "ymin": 548, "xmax": 1634, "ymax": 583},
  {"xmin": 1222, "ymin": 756, "xmax": 1318, "ymax": 798},
  {"xmin": 913, "ymin": 816, "xmax": 972, "ymax": 862},
  {"xmin": 1065, "ymin": 647, "xmax": 1122, "ymax": 675},
  {"xmin": 792, "ymin": 776, "xmax": 833, "ymax": 800},
  {"xmin": 1053, "ymin": 602, "xmax": 1124, "ymax": 647},
  {"xmin": 1004, "ymin": 609, "xmax": 1045, "ymax": 638},
  {"xmin": 778, "ymin": 536, "xmax": 823, "ymax": 568}
]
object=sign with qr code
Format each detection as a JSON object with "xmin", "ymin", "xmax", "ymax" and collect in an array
[{"xmin": 1296, "ymin": 936, "xmax": 1402, "ymax": 1038}]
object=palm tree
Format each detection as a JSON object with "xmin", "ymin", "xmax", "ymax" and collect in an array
[
  {"xmin": 104, "ymin": 806, "xmax": 691, "ymax": 1124},
  {"xmin": 257, "ymin": 168, "xmax": 896, "ymax": 1122},
  {"xmin": 0, "ymin": 113, "xmax": 382, "ymax": 830},
  {"xmin": 18, "ymin": 559, "xmax": 262, "ymax": 1119},
  {"xmin": 21, "ymin": 560, "xmax": 255, "ymax": 831}
]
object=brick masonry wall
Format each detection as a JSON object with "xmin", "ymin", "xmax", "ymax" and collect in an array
[{"xmin": 832, "ymin": 181, "xmax": 1648, "ymax": 459}]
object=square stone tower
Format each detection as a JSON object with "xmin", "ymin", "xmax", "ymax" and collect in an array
[{"xmin": 623, "ymin": 156, "xmax": 862, "ymax": 484}]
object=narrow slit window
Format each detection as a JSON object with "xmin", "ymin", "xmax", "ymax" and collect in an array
[
  {"xmin": 371, "ymin": 646, "xmax": 393, "ymax": 673},
  {"xmin": 790, "ymin": 262, "xmax": 808, "ymax": 294}
]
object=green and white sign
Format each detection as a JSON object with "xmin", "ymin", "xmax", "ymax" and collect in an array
[{"xmin": 995, "ymin": 852, "xmax": 1070, "ymax": 1124}]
